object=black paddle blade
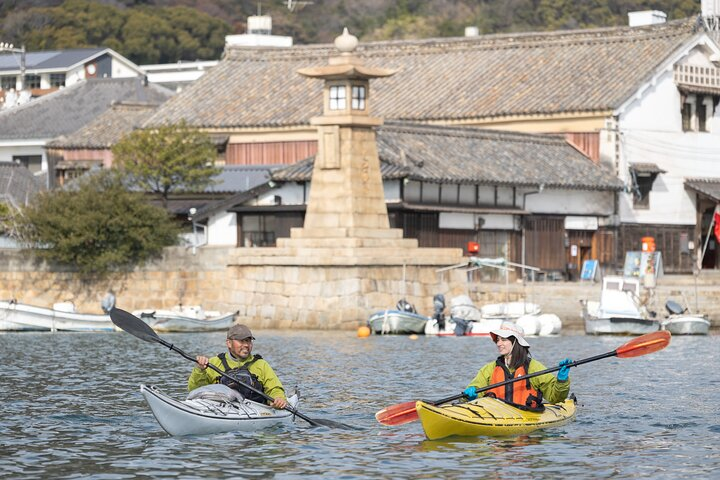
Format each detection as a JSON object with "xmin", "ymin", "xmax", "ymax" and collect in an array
[
  {"xmin": 110, "ymin": 308, "xmax": 160, "ymax": 344},
  {"xmin": 307, "ymin": 418, "xmax": 362, "ymax": 431}
]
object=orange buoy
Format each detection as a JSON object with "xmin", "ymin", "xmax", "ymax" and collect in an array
[
  {"xmin": 357, "ymin": 325, "xmax": 371, "ymax": 338},
  {"xmin": 409, "ymin": 334, "xmax": 418, "ymax": 340}
]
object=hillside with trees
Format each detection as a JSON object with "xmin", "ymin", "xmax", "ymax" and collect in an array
[{"xmin": 0, "ymin": 0, "xmax": 702, "ymax": 64}]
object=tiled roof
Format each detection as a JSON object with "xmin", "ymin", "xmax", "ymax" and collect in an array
[
  {"xmin": 0, "ymin": 163, "xmax": 43, "ymax": 208},
  {"xmin": 273, "ymin": 122, "xmax": 623, "ymax": 191},
  {"xmin": 630, "ymin": 162, "xmax": 666, "ymax": 174},
  {"xmin": 0, "ymin": 78, "xmax": 173, "ymax": 141},
  {"xmin": 685, "ymin": 177, "xmax": 720, "ymax": 202},
  {"xmin": 271, "ymin": 155, "xmax": 408, "ymax": 182},
  {"xmin": 147, "ymin": 19, "xmax": 699, "ymax": 128},
  {"xmin": 46, "ymin": 102, "xmax": 161, "ymax": 149},
  {"xmin": 206, "ymin": 165, "xmax": 273, "ymax": 194}
]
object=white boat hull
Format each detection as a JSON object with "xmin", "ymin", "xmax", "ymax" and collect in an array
[
  {"xmin": 368, "ymin": 310, "xmax": 428, "ymax": 334},
  {"xmin": 582, "ymin": 276, "xmax": 660, "ymax": 335},
  {"xmin": 424, "ymin": 317, "xmax": 502, "ymax": 336},
  {"xmin": 140, "ymin": 384, "xmax": 298, "ymax": 436},
  {"xmin": 0, "ymin": 301, "xmax": 114, "ymax": 332},
  {"xmin": 582, "ymin": 302, "xmax": 660, "ymax": 335},
  {"xmin": 661, "ymin": 315, "xmax": 710, "ymax": 335},
  {"xmin": 133, "ymin": 309, "xmax": 237, "ymax": 332}
]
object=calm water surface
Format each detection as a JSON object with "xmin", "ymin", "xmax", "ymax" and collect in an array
[{"xmin": 0, "ymin": 330, "xmax": 718, "ymax": 478}]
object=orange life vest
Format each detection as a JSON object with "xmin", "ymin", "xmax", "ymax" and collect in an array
[{"xmin": 486, "ymin": 357, "xmax": 544, "ymax": 410}]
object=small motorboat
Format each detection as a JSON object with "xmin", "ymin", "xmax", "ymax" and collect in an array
[
  {"xmin": 368, "ymin": 299, "xmax": 429, "ymax": 334},
  {"xmin": 140, "ymin": 384, "xmax": 299, "ymax": 436},
  {"xmin": 132, "ymin": 305, "xmax": 238, "ymax": 332},
  {"xmin": 425, "ymin": 295, "xmax": 560, "ymax": 337},
  {"xmin": 0, "ymin": 299, "xmax": 115, "ymax": 332},
  {"xmin": 416, "ymin": 396, "xmax": 577, "ymax": 440},
  {"xmin": 582, "ymin": 276, "xmax": 660, "ymax": 335},
  {"xmin": 424, "ymin": 295, "xmax": 503, "ymax": 336},
  {"xmin": 661, "ymin": 300, "xmax": 710, "ymax": 335}
]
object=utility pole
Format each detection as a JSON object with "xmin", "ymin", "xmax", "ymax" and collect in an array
[{"xmin": 0, "ymin": 42, "xmax": 26, "ymax": 90}]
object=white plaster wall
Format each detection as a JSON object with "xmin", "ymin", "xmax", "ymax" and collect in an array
[
  {"xmin": 524, "ymin": 189, "xmax": 614, "ymax": 215},
  {"xmin": 207, "ymin": 211, "xmax": 237, "ymax": 246},
  {"xmin": 261, "ymin": 182, "xmax": 305, "ymax": 205},
  {"xmin": 478, "ymin": 214, "xmax": 517, "ymax": 230},
  {"xmin": 0, "ymin": 143, "xmax": 47, "ymax": 170},
  {"xmin": 383, "ymin": 180, "xmax": 401, "ymax": 202},
  {"xmin": 616, "ymin": 64, "xmax": 720, "ymax": 225},
  {"xmin": 112, "ymin": 58, "xmax": 142, "ymax": 78}
]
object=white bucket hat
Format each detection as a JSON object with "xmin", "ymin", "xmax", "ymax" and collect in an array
[{"xmin": 490, "ymin": 321, "xmax": 530, "ymax": 347}]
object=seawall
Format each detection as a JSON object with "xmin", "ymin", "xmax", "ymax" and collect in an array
[{"xmin": 0, "ymin": 247, "xmax": 717, "ymax": 331}]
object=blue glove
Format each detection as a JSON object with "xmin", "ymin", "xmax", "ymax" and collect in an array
[
  {"xmin": 557, "ymin": 358, "xmax": 572, "ymax": 382},
  {"xmin": 463, "ymin": 386, "xmax": 478, "ymax": 400}
]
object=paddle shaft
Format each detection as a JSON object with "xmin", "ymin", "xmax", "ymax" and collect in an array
[
  {"xmin": 429, "ymin": 351, "xmax": 615, "ymax": 406},
  {"xmin": 152, "ymin": 335, "xmax": 320, "ymax": 427}
]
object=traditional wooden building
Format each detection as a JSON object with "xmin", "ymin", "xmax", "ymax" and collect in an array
[{"xmin": 147, "ymin": 17, "xmax": 720, "ymax": 273}]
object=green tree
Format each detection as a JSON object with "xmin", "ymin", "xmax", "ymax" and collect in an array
[
  {"xmin": 14, "ymin": 170, "xmax": 181, "ymax": 277},
  {"xmin": 112, "ymin": 121, "xmax": 221, "ymax": 208}
]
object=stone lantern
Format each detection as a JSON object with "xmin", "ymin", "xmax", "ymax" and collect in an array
[{"xmin": 291, "ymin": 28, "xmax": 397, "ymax": 236}]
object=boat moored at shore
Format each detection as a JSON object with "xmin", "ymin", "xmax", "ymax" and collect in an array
[{"xmin": 0, "ymin": 300, "xmax": 115, "ymax": 332}]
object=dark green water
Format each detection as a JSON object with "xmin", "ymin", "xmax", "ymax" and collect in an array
[{"xmin": 0, "ymin": 330, "xmax": 717, "ymax": 478}]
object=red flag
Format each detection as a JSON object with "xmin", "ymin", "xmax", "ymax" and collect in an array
[{"xmin": 715, "ymin": 211, "xmax": 720, "ymax": 243}]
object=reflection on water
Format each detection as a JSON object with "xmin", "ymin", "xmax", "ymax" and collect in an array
[{"xmin": 0, "ymin": 331, "xmax": 718, "ymax": 478}]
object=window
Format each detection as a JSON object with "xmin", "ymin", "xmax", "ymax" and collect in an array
[
  {"xmin": 241, "ymin": 215, "xmax": 276, "ymax": 247},
  {"xmin": 630, "ymin": 171, "xmax": 654, "ymax": 209},
  {"xmin": 329, "ymin": 85, "xmax": 346, "ymax": 110},
  {"xmin": 682, "ymin": 103, "xmax": 692, "ymax": 131},
  {"xmin": 681, "ymin": 94, "xmax": 714, "ymax": 132},
  {"xmin": 13, "ymin": 155, "xmax": 42, "ymax": 174},
  {"xmin": 24, "ymin": 75, "xmax": 40, "ymax": 89},
  {"xmin": 351, "ymin": 85, "xmax": 365, "ymax": 110},
  {"xmin": 50, "ymin": 73, "xmax": 65, "ymax": 88},
  {"xmin": 0, "ymin": 76, "xmax": 15, "ymax": 90}
]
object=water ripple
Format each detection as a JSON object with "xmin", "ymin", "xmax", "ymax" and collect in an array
[{"xmin": 0, "ymin": 331, "xmax": 718, "ymax": 478}]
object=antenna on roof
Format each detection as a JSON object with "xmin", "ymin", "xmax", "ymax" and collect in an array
[{"xmin": 287, "ymin": 0, "xmax": 313, "ymax": 12}]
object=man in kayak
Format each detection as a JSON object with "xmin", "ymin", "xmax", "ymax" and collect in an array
[
  {"xmin": 462, "ymin": 321, "xmax": 571, "ymax": 408},
  {"xmin": 189, "ymin": 324, "xmax": 288, "ymax": 409}
]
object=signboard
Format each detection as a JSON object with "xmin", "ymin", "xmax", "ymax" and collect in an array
[
  {"xmin": 623, "ymin": 251, "xmax": 663, "ymax": 279},
  {"xmin": 580, "ymin": 259, "xmax": 598, "ymax": 281}
]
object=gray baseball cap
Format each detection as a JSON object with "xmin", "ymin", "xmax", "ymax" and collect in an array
[{"xmin": 227, "ymin": 324, "xmax": 255, "ymax": 340}]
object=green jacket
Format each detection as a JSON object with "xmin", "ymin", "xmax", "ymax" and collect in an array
[
  {"xmin": 467, "ymin": 357, "xmax": 570, "ymax": 404},
  {"xmin": 187, "ymin": 353, "xmax": 286, "ymax": 402}
]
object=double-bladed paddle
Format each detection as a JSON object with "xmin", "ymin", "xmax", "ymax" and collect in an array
[
  {"xmin": 110, "ymin": 307, "xmax": 358, "ymax": 430},
  {"xmin": 375, "ymin": 330, "xmax": 671, "ymax": 426}
]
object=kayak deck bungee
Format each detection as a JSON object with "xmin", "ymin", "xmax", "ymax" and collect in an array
[
  {"xmin": 416, "ymin": 396, "xmax": 576, "ymax": 440},
  {"xmin": 140, "ymin": 384, "xmax": 299, "ymax": 436}
]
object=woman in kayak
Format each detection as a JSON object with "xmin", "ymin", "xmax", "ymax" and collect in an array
[
  {"xmin": 463, "ymin": 321, "xmax": 571, "ymax": 409},
  {"xmin": 189, "ymin": 324, "xmax": 288, "ymax": 409}
]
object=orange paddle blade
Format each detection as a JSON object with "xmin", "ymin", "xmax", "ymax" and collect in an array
[
  {"xmin": 375, "ymin": 401, "xmax": 419, "ymax": 426},
  {"xmin": 616, "ymin": 330, "xmax": 671, "ymax": 358}
]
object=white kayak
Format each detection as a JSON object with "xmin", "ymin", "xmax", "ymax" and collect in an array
[{"xmin": 140, "ymin": 384, "xmax": 299, "ymax": 436}]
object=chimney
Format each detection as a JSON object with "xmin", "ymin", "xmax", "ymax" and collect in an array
[{"xmin": 628, "ymin": 10, "xmax": 667, "ymax": 27}]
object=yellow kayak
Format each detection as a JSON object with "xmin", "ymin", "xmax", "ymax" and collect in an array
[{"xmin": 416, "ymin": 396, "xmax": 576, "ymax": 440}]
